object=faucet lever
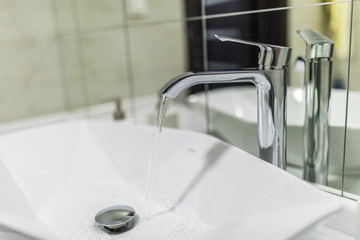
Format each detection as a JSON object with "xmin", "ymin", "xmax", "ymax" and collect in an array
[
  {"xmin": 297, "ymin": 29, "xmax": 334, "ymax": 59},
  {"xmin": 214, "ymin": 34, "xmax": 291, "ymax": 70}
]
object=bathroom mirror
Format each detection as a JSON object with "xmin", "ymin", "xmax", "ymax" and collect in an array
[{"xmin": 343, "ymin": 0, "xmax": 360, "ymax": 197}]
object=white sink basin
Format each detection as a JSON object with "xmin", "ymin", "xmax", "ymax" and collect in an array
[
  {"xmin": 294, "ymin": 196, "xmax": 357, "ymax": 240},
  {"xmin": 189, "ymin": 86, "xmax": 360, "ymax": 174},
  {"xmin": 0, "ymin": 119, "xmax": 342, "ymax": 239}
]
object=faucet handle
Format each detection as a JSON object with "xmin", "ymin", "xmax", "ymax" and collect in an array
[
  {"xmin": 215, "ymin": 34, "xmax": 291, "ymax": 70},
  {"xmin": 297, "ymin": 29, "xmax": 334, "ymax": 60}
]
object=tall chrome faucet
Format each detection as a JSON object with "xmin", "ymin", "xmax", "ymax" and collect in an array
[
  {"xmin": 161, "ymin": 35, "xmax": 291, "ymax": 169},
  {"xmin": 298, "ymin": 29, "xmax": 334, "ymax": 185}
]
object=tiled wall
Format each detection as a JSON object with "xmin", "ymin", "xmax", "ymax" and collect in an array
[
  {"xmin": 0, "ymin": 0, "xmax": 186, "ymax": 122},
  {"xmin": 0, "ymin": 0, "xmax": 65, "ymax": 122},
  {"xmin": 0, "ymin": 0, "xmax": 355, "ymax": 124},
  {"xmin": 58, "ymin": 0, "xmax": 187, "ymax": 112}
]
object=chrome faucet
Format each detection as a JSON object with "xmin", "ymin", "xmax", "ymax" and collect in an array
[
  {"xmin": 161, "ymin": 35, "xmax": 291, "ymax": 169},
  {"xmin": 298, "ymin": 29, "xmax": 334, "ymax": 185}
]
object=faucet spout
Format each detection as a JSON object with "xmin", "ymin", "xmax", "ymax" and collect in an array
[
  {"xmin": 161, "ymin": 71, "xmax": 268, "ymax": 99},
  {"xmin": 161, "ymin": 35, "xmax": 291, "ymax": 169},
  {"xmin": 161, "ymin": 69, "xmax": 288, "ymax": 169}
]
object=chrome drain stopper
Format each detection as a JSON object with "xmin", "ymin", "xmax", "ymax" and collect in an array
[{"xmin": 95, "ymin": 205, "xmax": 136, "ymax": 233}]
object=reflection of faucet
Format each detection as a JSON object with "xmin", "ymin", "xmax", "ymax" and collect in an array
[
  {"xmin": 112, "ymin": 97, "xmax": 125, "ymax": 120},
  {"xmin": 298, "ymin": 29, "xmax": 334, "ymax": 185},
  {"xmin": 161, "ymin": 35, "xmax": 291, "ymax": 169},
  {"xmin": 101, "ymin": 97, "xmax": 126, "ymax": 120}
]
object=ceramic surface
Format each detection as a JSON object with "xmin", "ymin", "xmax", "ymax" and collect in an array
[{"xmin": 0, "ymin": 119, "xmax": 341, "ymax": 239}]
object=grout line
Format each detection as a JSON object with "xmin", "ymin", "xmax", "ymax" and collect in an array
[
  {"xmin": 50, "ymin": 0, "xmax": 70, "ymax": 111},
  {"xmin": 121, "ymin": 0, "xmax": 137, "ymax": 120},
  {"xmin": 71, "ymin": 0, "xmax": 90, "ymax": 111}
]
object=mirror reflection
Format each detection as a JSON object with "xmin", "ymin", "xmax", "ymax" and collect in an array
[{"xmin": 344, "ymin": 0, "xmax": 360, "ymax": 196}]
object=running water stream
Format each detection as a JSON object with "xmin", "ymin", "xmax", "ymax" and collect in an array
[{"xmin": 145, "ymin": 96, "xmax": 169, "ymax": 217}]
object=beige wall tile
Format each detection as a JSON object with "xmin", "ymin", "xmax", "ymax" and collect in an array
[
  {"xmin": 76, "ymin": 0, "xmax": 124, "ymax": 29},
  {"xmin": 0, "ymin": 0, "xmax": 54, "ymax": 35},
  {"xmin": 127, "ymin": 0, "xmax": 184, "ymax": 26},
  {"xmin": 129, "ymin": 21, "xmax": 187, "ymax": 96},
  {"xmin": 53, "ymin": 0, "xmax": 76, "ymax": 33},
  {"xmin": 0, "ymin": 33, "xmax": 65, "ymax": 122},
  {"xmin": 59, "ymin": 35, "xmax": 86, "ymax": 109},
  {"xmin": 80, "ymin": 29, "xmax": 130, "ymax": 105}
]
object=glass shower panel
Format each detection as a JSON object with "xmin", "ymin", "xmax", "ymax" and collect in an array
[{"xmin": 343, "ymin": 0, "xmax": 360, "ymax": 196}]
